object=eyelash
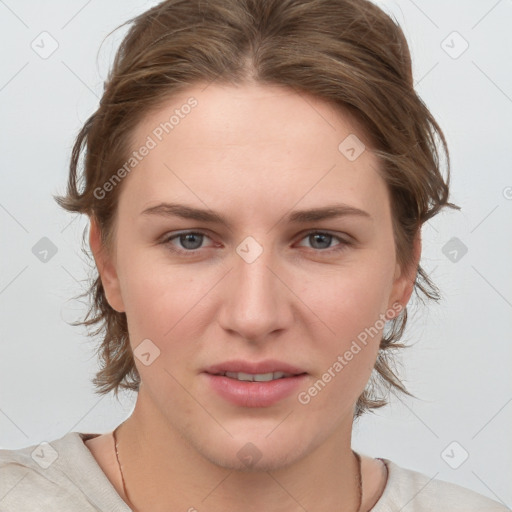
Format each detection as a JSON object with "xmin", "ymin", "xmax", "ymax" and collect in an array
[{"xmin": 161, "ymin": 230, "xmax": 352, "ymax": 257}]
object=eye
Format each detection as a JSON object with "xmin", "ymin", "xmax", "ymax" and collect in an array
[
  {"xmin": 161, "ymin": 229, "xmax": 351, "ymax": 257},
  {"xmin": 296, "ymin": 231, "xmax": 350, "ymax": 253},
  {"xmin": 162, "ymin": 231, "xmax": 214, "ymax": 255}
]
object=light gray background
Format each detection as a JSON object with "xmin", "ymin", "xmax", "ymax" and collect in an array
[{"xmin": 1, "ymin": 0, "xmax": 511, "ymax": 506}]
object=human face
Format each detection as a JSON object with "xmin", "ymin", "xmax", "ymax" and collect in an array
[{"xmin": 94, "ymin": 82, "xmax": 414, "ymax": 471}]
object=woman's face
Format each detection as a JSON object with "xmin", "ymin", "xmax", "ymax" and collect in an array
[{"xmin": 92, "ymin": 82, "xmax": 416, "ymax": 470}]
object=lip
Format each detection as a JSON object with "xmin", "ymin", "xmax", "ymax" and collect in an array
[
  {"xmin": 203, "ymin": 359, "xmax": 307, "ymax": 375},
  {"xmin": 202, "ymin": 359, "xmax": 308, "ymax": 408}
]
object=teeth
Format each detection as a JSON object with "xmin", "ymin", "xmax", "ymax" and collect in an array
[
  {"xmin": 224, "ymin": 371, "xmax": 292, "ymax": 382},
  {"xmin": 254, "ymin": 372, "xmax": 276, "ymax": 382}
]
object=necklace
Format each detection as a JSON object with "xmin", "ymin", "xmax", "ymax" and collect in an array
[{"xmin": 113, "ymin": 424, "xmax": 363, "ymax": 512}]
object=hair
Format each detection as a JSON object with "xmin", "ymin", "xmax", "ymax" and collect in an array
[{"xmin": 54, "ymin": 0, "xmax": 459, "ymax": 418}]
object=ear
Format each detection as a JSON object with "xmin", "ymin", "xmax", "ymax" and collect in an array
[
  {"xmin": 89, "ymin": 216, "xmax": 126, "ymax": 313},
  {"xmin": 386, "ymin": 229, "xmax": 421, "ymax": 318}
]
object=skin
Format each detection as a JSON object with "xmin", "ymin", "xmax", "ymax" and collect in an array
[{"xmin": 87, "ymin": 82, "xmax": 420, "ymax": 512}]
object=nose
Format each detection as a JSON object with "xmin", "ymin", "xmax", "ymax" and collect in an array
[{"xmin": 217, "ymin": 240, "xmax": 294, "ymax": 343}]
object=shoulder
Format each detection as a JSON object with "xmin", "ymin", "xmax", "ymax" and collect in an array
[
  {"xmin": 0, "ymin": 432, "xmax": 128, "ymax": 512},
  {"xmin": 371, "ymin": 458, "xmax": 510, "ymax": 512}
]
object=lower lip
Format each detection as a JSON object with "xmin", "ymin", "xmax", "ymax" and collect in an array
[{"xmin": 203, "ymin": 373, "xmax": 308, "ymax": 407}]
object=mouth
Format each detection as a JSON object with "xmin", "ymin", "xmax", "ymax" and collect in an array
[
  {"xmin": 208, "ymin": 371, "xmax": 304, "ymax": 382},
  {"xmin": 202, "ymin": 360, "xmax": 308, "ymax": 407},
  {"xmin": 203, "ymin": 359, "xmax": 307, "ymax": 379}
]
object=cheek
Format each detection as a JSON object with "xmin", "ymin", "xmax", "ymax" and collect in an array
[
  {"xmin": 120, "ymin": 258, "xmax": 206, "ymax": 405},
  {"xmin": 117, "ymin": 242, "xmax": 197, "ymax": 333},
  {"xmin": 297, "ymin": 256, "xmax": 395, "ymax": 396},
  {"xmin": 124, "ymin": 288, "xmax": 202, "ymax": 370},
  {"xmin": 118, "ymin": 251, "xmax": 213, "ymax": 382},
  {"xmin": 305, "ymin": 259, "xmax": 394, "ymax": 344}
]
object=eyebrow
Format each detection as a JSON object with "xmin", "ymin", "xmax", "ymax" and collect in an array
[{"xmin": 140, "ymin": 202, "xmax": 372, "ymax": 228}]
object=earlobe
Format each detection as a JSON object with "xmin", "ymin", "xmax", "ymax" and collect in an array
[
  {"xmin": 88, "ymin": 216, "xmax": 126, "ymax": 313},
  {"xmin": 387, "ymin": 230, "xmax": 422, "ymax": 317}
]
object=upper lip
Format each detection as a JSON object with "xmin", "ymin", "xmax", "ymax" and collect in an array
[{"xmin": 203, "ymin": 360, "xmax": 307, "ymax": 375}]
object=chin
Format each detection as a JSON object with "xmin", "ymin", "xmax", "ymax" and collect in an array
[
  {"xmin": 205, "ymin": 444, "xmax": 307, "ymax": 473},
  {"xmin": 187, "ymin": 427, "xmax": 321, "ymax": 473}
]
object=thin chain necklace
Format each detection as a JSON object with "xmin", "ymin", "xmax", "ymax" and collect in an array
[{"xmin": 113, "ymin": 424, "xmax": 363, "ymax": 512}]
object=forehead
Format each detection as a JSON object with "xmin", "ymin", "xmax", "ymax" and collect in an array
[{"xmin": 119, "ymin": 82, "xmax": 389, "ymax": 223}]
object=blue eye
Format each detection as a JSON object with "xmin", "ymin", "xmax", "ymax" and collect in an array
[
  {"xmin": 164, "ymin": 232, "xmax": 211, "ymax": 253},
  {"xmin": 162, "ymin": 230, "xmax": 350, "ymax": 256},
  {"xmin": 298, "ymin": 231, "xmax": 346, "ymax": 251}
]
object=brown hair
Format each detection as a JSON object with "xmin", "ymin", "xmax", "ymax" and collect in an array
[{"xmin": 54, "ymin": 0, "xmax": 459, "ymax": 418}]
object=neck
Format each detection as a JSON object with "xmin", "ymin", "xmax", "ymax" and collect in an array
[{"xmin": 115, "ymin": 390, "xmax": 361, "ymax": 512}]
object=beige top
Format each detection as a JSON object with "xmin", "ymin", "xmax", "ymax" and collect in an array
[{"xmin": 0, "ymin": 431, "xmax": 509, "ymax": 511}]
